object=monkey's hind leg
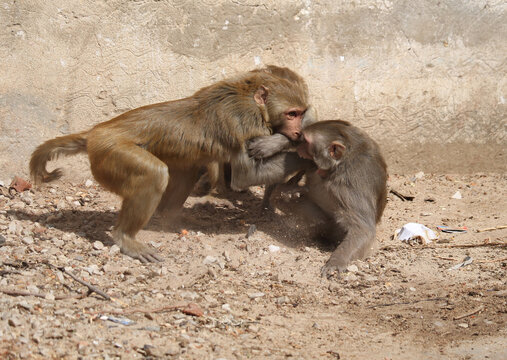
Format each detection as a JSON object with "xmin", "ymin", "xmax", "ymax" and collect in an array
[
  {"xmin": 89, "ymin": 142, "xmax": 169, "ymax": 263},
  {"xmin": 157, "ymin": 167, "xmax": 201, "ymax": 214}
]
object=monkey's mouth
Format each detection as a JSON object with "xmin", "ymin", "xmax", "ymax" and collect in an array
[{"xmin": 316, "ymin": 168, "xmax": 329, "ymax": 178}]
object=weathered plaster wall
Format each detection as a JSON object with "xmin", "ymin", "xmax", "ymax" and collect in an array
[{"xmin": 0, "ymin": 0, "xmax": 505, "ymax": 182}]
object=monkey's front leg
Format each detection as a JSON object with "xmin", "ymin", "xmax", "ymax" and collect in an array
[
  {"xmin": 320, "ymin": 220, "xmax": 376, "ymax": 278},
  {"xmin": 230, "ymin": 151, "xmax": 313, "ymax": 191},
  {"xmin": 247, "ymin": 133, "xmax": 292, "ymax": 159}
]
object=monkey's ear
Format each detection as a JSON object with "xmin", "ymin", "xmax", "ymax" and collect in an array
[
  {"xmin": 329, "ymin": 141, "xmax": 345, "ymax": 160},
  {"xmin": 254, "ymin": 85, "xmax": 269, "ymax": 105}
]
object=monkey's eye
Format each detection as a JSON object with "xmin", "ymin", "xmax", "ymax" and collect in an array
[{"xmin": 287, "ymin": 111, "xmax": 298, "ymax": 118}]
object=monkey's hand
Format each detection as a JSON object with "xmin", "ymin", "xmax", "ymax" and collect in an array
[{"xmin": 247, "ymin": 133, "xmax": 292, "ymax": 159}]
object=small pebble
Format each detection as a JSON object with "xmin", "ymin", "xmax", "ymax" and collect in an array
[
  {"xmin": 20, "ymin": 194, "xmax": 33, "ymax": 205},
  {"xmin": 458, "ymin": 323, "xmax": 469, "ymax": 328},
  {"xmin": 8, "ymin": 222, "xmax": 17, "ymax": 234},
  {"xmin": 268, "ymin": 245, "xmax": 280, "ymax": 253},
  {"xmin": 346, "ymin": 264, "xmax": 358, "ymax": 273},
  {"xmin": 109, "ymin": 245, "xmax": 121, "ymax": 255},
  {"xmin": 22, "ymin": 236, "xmax": 34, "ymax": 245},
  {"xmin": 166, "ymin": 343, "xmax": 180, "ymax": 356},
  {"xmin": 208, "ymin": 267, "xmax": 218, "ymax": 279},
  {"xmin": 203, "ymin": 255, "xmax": 217, "ymax": 265},
  {"xmin": 248, "ymin": 292, "xmax": 265, "ymax": 299},
  {"xmin": 93, "ymin": 241, "xmax": 104, "ymax": 250},
  {"xmin": 223, "ymin": 250, "xmax": 231, "ymax": 262},
  {"xmin": 180, "ymin": 291, "xmax": 200, "ymax": 301},
  {"xmin": 8, "ymin": 316, "xmax": 22, "ymax": 327},
  {"xmin": 275, "ymin": 296, "xmax": 289, "ymax": 304},
  {"xmin": 451, "ymin": 191, "xmax": 462, "ymax": 199},
  {"xmin": 246, "ymin": 224, "xmax": 257, "ymax": 238},
  {"xmin": 85, "ymin": 180, "xmax": 94, "ymax": 187},
  {"xmin": 414, "ymin": 171, "xmax": 425, "ymax": 180}
]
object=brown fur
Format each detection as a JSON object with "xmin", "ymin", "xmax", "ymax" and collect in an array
[{"xmin": 30, "ymin": 69, "xmax": 309, "ymax": 263}]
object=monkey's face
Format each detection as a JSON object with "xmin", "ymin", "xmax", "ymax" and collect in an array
[
  {"xmin": 254, "ymin": 83, "xmax": 306, "ymax": 141},
  {"xmin": 274, "ymin": 108, "xmax": 306, "ymax": 141}
]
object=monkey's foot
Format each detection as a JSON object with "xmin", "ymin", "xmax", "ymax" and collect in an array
[
  {"xmin": 320, "ymin": 260, "xmax": 347, "ymax": 278},
  {"xmin": 119, "ymin": 239, "xmax": 164, "ymax": 263}
]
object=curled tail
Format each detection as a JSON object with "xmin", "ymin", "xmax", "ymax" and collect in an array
[{"xmin": 30, "ymin": 132, "xmax": 88, "ymax": 184}]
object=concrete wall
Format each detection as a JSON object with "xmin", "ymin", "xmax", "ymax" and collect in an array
[{"xmin": 1, "ymin": 0, "xmax": 506, "ymax": 182}]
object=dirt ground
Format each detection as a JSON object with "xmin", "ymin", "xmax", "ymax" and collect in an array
[{"xmin": 0, "ymin": 172, "xmax": 505, "ymax": 359}]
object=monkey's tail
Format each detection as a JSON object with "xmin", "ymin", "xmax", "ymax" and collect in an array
[{"xmin": 29, "ymin": 132, "xmax": 88, "ymax": 184}]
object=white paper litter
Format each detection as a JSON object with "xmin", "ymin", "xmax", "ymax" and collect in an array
[{"xmin": 396, "ymin": 223, "xmax": 437, "ymax": 244}]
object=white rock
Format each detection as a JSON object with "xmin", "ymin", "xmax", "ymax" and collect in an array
[
  {"xmin": 84, "ymin": 264, "xmax": 101, "ymax": 275},
  {"xmin": 109, "ymin": 245, "xmax": 121, "ymax": 255},
  {"xmin": 93, "ymin": 241, "xmax": 104, "ymax": 250},
  {"xmin": 62, "ymin": 233, "xmax": 73, "ymax": 241},
  {"xmin": 346, "ymin": 264, "xmax": 359, "ymax": 273},
  {"xmin": 22, "ymin": 236, "xmax": 34, "ymax": 245},
  {"xmin": 8, "ymin": 222, "xmax": 17, "ymax": 234},
  {"xmin": 451, "ymin": 191, "xmax": 462, "ymax": 199},
  {"xmin": 458, "ymin": 323, "xmax": 469, "ymax": 328},
  {"xmin": 248, "ymin": 292, "xmax": 265, "ymax": 299},
  {"xmin": 180, "ymin": 291, "xmax": 200, "ymax": 300},
  {"xmin": 20, "ymin": 194, "xmax": 33, "ymax": 205},
  {"xmin": 12, "ymin": 202, "xmax": 25, "ymax": 210},
  {"xmin": 203, "ymin": 255, "xmax": 217, "ymax": 265},
  {"xmin": 53, "ymin": 238, "xmax": 65, "ymax": 247},
  {"xmin": 8, "ymin": 316, "xmax": 22, "ymax": 327},
  {"xmin": 56, "ymin": 271, "xmax": 65, "ymax": 283},
  {"xmin": 268, "ymin": 245, "xmax": 280, "ymax": 253},
  {"xmin": 85, "ymin": 180, "xmax": 94, "ymax": 187},
  {"xmin": 103, "ymin": 263, "xmax": 128, "ymax": 274},
  {"xmin": 414, "ymin": 171, "xmax": 425, "ymax": 180},
  {"xmin": 223, "ymin": 250, "xmax": 231, "ymax": 262},
  {"xmin": 27, "ymin": 285, "xmax": 40, "ymax": 293},
  {"xmin": 221, "ymin": 303, "xmax": 231, "ymax": 312},
  {"xmin": 275, "ymin": 296, "xmax": 289, "ymax": 304}
]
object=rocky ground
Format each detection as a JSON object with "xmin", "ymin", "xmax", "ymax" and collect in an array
[{"xmin": 0, "ymin": 172, "xmax": 506, "ymax": 359}]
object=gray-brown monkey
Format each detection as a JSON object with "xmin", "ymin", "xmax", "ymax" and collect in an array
[{"xmin": 239, "ymin": 120, "xmax": 388, "ymax": 275}]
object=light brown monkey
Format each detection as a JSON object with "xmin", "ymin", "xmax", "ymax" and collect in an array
[
  {"xmin": 30, "ymin": 69, "xmax": 309, "ymax": 263},
  {"xmin": 200, "ymin": 65, "xmax": 317, "ymax": 195},
  {"xmin": 238, "ymin": 120, "xmax": 388, "ymax": 276}
]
